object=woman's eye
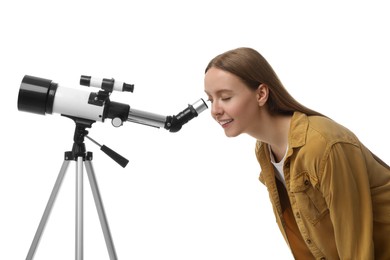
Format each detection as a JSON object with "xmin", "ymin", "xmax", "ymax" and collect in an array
[{"xmin": 221, "ymin": 97, "xmax": 231, "ymax": 101}]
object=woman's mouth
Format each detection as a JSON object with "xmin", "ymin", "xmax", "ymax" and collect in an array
[{"xmin": 218, "ymin": 119, "xmax": 233, "ymax": 128}]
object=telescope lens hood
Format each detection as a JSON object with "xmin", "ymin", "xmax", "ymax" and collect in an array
[{"xmin": 18, "ymin": 75, "xmax": 57, "ymax": 115}]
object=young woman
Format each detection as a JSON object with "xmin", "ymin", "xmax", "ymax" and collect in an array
[{"xmin": 204, "ymin": 47, "xmax": 390, "ymax": 260}]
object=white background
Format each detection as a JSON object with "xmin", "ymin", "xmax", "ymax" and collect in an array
[{"xmin": 1, "ymin": 1, "xmax": 389, "ymax": 259}]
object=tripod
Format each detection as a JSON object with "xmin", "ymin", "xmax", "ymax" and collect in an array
[{"xmin": 26, "ymin": 118, "xmax": 125, "ymax": 260}]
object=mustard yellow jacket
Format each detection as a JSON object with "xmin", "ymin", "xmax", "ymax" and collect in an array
[{"xmin": 256, "ymin": 112, "xmax": 390, "ymax": 260}]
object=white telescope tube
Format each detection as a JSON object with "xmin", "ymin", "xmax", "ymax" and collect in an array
[{"xmin": 52, "ymin": 85, "xmax": 105, "ymax": 122}]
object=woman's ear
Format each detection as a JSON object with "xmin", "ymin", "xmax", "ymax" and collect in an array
[{"xmin": 256, "ymin": 83, "xmax": 269, "ymax": 106}]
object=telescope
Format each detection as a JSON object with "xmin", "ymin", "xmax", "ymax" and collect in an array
[
  {"xmin": 19, "ymin": 75, "xmax": 208, "ymax": 260},
  {"xmin": 17, "ymin": 75, "xmax": 208, "ymax": 132}
]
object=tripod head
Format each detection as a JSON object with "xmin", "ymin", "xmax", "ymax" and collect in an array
[{"xmin": 65, "ymin": 116, "xmax": 129, "ymax": 168}]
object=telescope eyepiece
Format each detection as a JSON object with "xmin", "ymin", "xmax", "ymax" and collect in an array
[{"xmin": 166, "ymin": 98, "xmax": 208, "ymax": 132}]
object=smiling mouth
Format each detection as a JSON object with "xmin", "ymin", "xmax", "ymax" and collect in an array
[{"xmin": 218, "ymin": 119, "xmax": 233, "ymax": 127}]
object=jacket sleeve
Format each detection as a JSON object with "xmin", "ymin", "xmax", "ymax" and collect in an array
[{"xmin": 319, "ymin": 142, "xmax": 375, "ymax": 259}]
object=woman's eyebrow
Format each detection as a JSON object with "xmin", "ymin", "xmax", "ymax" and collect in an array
[{"xmin": 205, "ymin": 89, "xmax": 234, "ymax": 95}]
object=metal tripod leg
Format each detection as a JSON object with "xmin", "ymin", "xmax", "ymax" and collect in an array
[
  {"xmin": 84, "ymin": 159, "xmax": 118, "ymax": 260},
  {"xmin": 76, "ymin": 156, "xmax": 84, "ymax": 260},
  {"xmin": 26, "ymin": 160, "xmax": 70, "ymax": 260}
]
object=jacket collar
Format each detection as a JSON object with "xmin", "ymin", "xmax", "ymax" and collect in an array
[
  {"xmin": 288, "ymin": 111, "xmax": 309, "ymax": 149},
  {"xmin": 256, "ymin": 111, "xmax": 309, "ymax": 168}
]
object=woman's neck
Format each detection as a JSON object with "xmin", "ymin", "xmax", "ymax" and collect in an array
[{"xmin": 259, "ymin": 114, "xmax": 292, "ymax": 162}]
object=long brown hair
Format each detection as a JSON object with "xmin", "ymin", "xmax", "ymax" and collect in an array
[{"xmin": 205, "ymin": 47, "xmax": 323, "ymax": 117}]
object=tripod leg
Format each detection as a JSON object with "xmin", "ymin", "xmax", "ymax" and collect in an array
[
  {"xmin": 84, "ymin": 160, "xmax": 118, "ymax": 260},
  {"xmin": 26, "ymin": 160, "xmax": 70, "ymax": 260},
  {"xmin": 76, "ymin": 157, "xmax": 84, "ymax": 260}
]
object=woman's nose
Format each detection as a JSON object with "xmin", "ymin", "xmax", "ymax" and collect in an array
[{"xmin": 211, "ymin": 102, "xmax": 222, "ymax": 117}]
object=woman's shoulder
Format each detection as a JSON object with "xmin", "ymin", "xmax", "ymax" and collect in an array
[{"xmin": 306, "ymin": 114, "xmax": 359, "ymax": 146}]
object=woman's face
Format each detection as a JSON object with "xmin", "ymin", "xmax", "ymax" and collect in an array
[{"xmin": 204, "ymin": 67, "xmax": 263, "ymax": 137}]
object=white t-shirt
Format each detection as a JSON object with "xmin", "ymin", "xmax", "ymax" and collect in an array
[{"xmin": 269, "ymin": 145, "xmax": 288, "ymax": 187}]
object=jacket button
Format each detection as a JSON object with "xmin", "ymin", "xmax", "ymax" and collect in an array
[
  {"xmin": 296, "ymin": 212, "xmax": 300, "ymax": 218},
  {"xmin": 320, "ymin": 258, "xmax": 326, "ymax": 260},
  {"xmin": 304, "ymin": 180, "xmax": 310, "ymax": 186},
  {"xmin": 306, "ymin": 239, "xmax": 312, "ymax": 244}
]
